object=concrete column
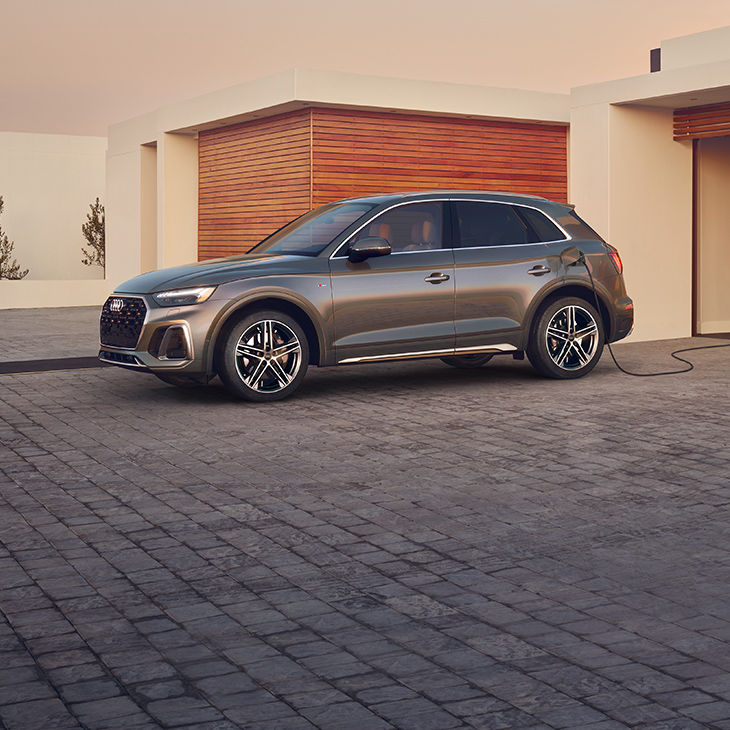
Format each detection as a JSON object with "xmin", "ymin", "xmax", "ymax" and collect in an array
[
  {"xmin": 569, "ymin": 103, "xmax": 610, "ymax": 238},
  {"xmin": 157, "ymin": 132, "xmax": 198, "ymax": 270},
  {"xmin": 570, "ymin": 102, "xmax": 693, "ymax": 342},
  {"xmin": 608, "ymin": 105, "xmax": 693, "ymax": 342},
  {"xmin": 106, "ymin": 146, "xmax": 143, "ymax": 287},
  {"xmin": 139, "ymin": 143, "xmax": 158, "ymax": 274}
]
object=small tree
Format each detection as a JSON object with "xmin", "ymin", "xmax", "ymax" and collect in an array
[
  {"xmin": 0, "ymin": 197, "xmax": 29, "ymax": 280},
  {"xmin": 81, "ymin": 197, "xmax": 105, "ymax": 269}
]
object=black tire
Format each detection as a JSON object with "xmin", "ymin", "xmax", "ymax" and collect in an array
[
  {"xmin": 217, "ymin": 310, "xmax": 309, "ymax": 402},
  {"xmin": 440, "ymin": 354, "xmax": 494, "ymax": 369},
  {"xmin": 527, "ymin": 297, "xmax": 604, "ymax": 379},
  {"xmin": 154, "ymin": 373, "xmax": 207, "ymax": 388}
]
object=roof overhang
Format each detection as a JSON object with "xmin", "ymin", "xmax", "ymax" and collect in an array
[
  {"xmin": 571, "ymin": 59, "xmax": 730, "ymax": 110},
  {"xmin": 108, "ymin": 69, "xmax": 570, "ymax": 154}
]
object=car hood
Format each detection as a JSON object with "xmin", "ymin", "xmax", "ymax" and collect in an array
[{"xmin": 114, "ymin": 253, "xmax": 321, "ymax": 294}]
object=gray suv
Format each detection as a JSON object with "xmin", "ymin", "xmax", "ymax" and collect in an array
[{"xmin": 99, "ymin": 191, "xmax": 633, "ymax": 401}]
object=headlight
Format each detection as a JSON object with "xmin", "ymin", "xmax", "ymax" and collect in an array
[{"xmin": 152, "ymin": 286, "xmax": 216, "ymax": 307}]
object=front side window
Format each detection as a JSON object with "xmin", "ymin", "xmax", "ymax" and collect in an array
[
  {"xmin": 454, "ymin": 201, "xmax": 530, "ymax": 247},
  {"xmin": 349, "ymin": 202, "xmax": 443, "ymax": 253},
  {"xmin": 250, "ymin": 202, "xmax": 375, "ymax": 257}
]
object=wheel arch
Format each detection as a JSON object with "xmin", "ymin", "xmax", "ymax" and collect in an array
[
  {"xmin": 523, "ymin": 283, "xmax": 614, "ymax": 348},
  {"xmin": 206, "ymin": 294, "xmax": 326, "ymax": 374}
]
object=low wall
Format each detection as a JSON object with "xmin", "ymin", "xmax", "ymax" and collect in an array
[{"xmin": 0, "ymin": 279, "xmax": 112, "ymax": 310}]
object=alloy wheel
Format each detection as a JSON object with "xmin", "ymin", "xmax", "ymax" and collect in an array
[
  {"xmin": 234, "ymin": 319, "xmax": 303, "ymax": 393},
  {"xmin": 545, "ymin": 304, "xmax": 599, "ymax": 371}
]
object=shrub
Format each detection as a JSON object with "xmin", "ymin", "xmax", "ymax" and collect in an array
[
  {"xmin": 0, "ymin": 197, "xmax": 29, "ymax": 280},
  {"xmin": 81, "ymin": 197, "xmax": 105, "ymax": 269}
]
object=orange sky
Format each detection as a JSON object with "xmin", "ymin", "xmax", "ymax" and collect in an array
[{"xmin": 3, "ymin": 0, "xmax": 730, "ymax": 135}]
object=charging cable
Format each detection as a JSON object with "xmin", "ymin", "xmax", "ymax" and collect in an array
[{"xmin": 578, "ymin": 250, "xmax": 730, "ymax": 377}]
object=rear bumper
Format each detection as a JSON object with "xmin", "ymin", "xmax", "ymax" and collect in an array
[{"xmin": 611, "ymin": 297, "xmax": 634, "ymax": 342}]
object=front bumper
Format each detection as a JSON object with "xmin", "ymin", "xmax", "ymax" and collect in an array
[{"xmin": 99, "ymin": 293, "xmax": 216, "ymax": 374}]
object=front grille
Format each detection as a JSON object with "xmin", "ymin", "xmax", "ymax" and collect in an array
[{"xmin": 100, "ymin": 296, "xmax": 147, "ymax": 349}]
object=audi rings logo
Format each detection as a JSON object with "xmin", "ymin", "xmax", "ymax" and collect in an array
[{"xmin": 109, "ymin": 298, "xmax": 125, "ymax": 313}]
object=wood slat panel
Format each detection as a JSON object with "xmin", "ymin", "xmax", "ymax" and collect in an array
[
  {"xmin": 310, "ymin": 108, "xmax": 567, "ymax": 206},
  {"xmin": 198, "ymin": 109, "xmax": 311, "ymax": 260},
  {"xmin": 674, "ymin": 102, "xmax": 730, "ymax": 141},
  {"xmin": 198, "ymin": 106, "xmax": 568, "ymax": 260}
]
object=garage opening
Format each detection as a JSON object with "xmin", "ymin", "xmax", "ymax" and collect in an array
[
  {"xmin": 676, "ymin": 102, "xmax": 730, "ymax": 336},
  {"xmin": 694, "ymin": 136, "xmax": 730, "ymax": 336}
]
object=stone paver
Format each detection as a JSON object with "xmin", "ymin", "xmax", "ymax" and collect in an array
[
  {"xmin": 0, "ymin": 334, "xmax": 730, "ymax": 728},
  {"xmin": 0, "ymin": 305, "xmax": 102, "ymax": 361}
]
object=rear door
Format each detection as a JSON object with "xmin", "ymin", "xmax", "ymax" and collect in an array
[
  {"xmin": 451, "ymin": 200, "xmax": 567, "ymax": 351},
  {"xmin": 329, "ymin": 201, "xmax": 456, "ymax": 364}
]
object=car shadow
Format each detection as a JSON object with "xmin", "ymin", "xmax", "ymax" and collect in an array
[
  {"xmin": 127, "ymin": 349, "xmax": 629, "ymax": 405},
  {"xmin": 144, "ymin": 356, "xmax": 542, "ymax": 404}
]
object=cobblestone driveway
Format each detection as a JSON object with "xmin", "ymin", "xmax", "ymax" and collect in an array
[{"xmin": 1, "ymin": 341, "xmax": 730, "ymax": 729}]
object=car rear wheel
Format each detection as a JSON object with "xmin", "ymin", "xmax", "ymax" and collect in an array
[
  {"xmin": 218, "ymin": 310, "xmax": 309, "ymax": 402},
  {"xmin": 440, "ymin": 354, "xmax": 494, "ymax": 369},
  {"xmin": 527, "ymin": 297, "xmax": 604, "ymax": 379}
]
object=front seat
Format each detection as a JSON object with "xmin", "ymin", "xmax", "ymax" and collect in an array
[
  {"xmin": 366, "ymin": 222, "xmax": 392, "ymax": 244},
  {"xmin": 405, "ymin": 219, "xmax": 438, "ymax": 250}
]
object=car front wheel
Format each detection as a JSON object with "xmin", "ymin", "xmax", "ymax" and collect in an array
[
  {"xmin": 218, "ymin": 311, "xmax": 309, "ymax": 402},
  {"xmin": 527, "ymin": 297, "xmax": 604, "ymax": 379}
]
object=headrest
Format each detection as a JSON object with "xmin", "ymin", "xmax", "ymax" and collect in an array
[
  {"xmin": 369, "ymin": 223, "xmax": 391, "ymax": 242},
  {"xmin": 411, "ymin": 219, "xmax": 436, "ymax": 243}
]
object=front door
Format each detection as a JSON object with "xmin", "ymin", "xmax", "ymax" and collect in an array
[{"xmin": 329, "ymin": 201, "xmax": 456, "ymax": 363}]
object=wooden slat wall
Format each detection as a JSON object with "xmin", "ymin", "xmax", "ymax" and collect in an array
[
  {"xmin": 198, "ymin": 109, "xmax": 311, "ymax": 260},
  {"xmin": 311, "ymin": 108, "xmax": 567, "ymax": 206},
  {"xmin": 674, "ymin": 102, "xmax": 730, "ymax": 141},
  {"xmin": 198, "ymin": 106, "xmax": 568, "ymax": 260}
]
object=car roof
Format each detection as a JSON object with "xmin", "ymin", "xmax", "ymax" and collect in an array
[{"xmin": 336, "ymin": 190, "xmax": 564, "ymax": 207}]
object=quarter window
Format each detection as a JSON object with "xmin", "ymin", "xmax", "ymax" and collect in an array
[
  {"xmin": 454, "ymin": 202, "xmax": 530, "ymax": 247},
  {"xmin": 349, "ymin": 202, "xmax": 443, "ymax": 253},
  {"xmin": 516, "ymin": 207, "xmax": 566, "ymax": 242}
]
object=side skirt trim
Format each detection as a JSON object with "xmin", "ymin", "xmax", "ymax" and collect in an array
[{"xmin": 338, "ymin": 343, "xmax": 516, "ymax": 364}]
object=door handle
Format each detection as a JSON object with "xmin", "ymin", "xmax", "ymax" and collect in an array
[
  {"xmin": 425, "ymin": 272, "xmax": 450, "ymax": 284},
  {"xmin": 527, "ymin": 265, "xmax": 551, "ymax": 276}
]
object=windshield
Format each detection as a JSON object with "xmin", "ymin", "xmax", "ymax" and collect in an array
[{"xmin": 250, "ymin": 202, "xmax": 375, "ymax": 256}]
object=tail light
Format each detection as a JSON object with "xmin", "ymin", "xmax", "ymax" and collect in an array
[{"xmin": 606, "ymin": 244, "xmax": 623, "ymax": 274}]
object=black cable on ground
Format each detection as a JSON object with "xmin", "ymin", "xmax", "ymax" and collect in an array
[{"xmin": 584, "ymin": 258, "xmax": 730, "ymax": 377}]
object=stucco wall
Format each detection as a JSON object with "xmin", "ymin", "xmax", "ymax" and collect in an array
[
  {"xmin": 662, "ymin": 26, "xmax": 730, "ymax": 71},
  {"xmin": 0, "ymin": 133, "xmax": 107, "ymax": 281},
  {"xmin": 570, "ymin": 104, "xmax": 693, "ymax": 342},
  {"xmin": 608, "ymin": 106, "xmax": 693, "ymax": 342}
]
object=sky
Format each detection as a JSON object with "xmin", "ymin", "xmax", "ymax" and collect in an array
[{"xmin": 2, "ymin": 0, "xmax": 730, "ymax": 136}]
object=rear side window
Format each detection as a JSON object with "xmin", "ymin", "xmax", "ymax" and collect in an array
[
  {"xmin": 516, "ymin": 207, "xmax": 567, "ymax": 242},
  {"xmin": 454, "ymin": 201, "xmax": 530, "ymax": 247}
]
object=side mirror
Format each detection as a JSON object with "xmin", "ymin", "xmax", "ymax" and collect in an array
[
  {"xmin": 348, "ymin": 237, "xmax": 391, "ymax": 263},
  {"xmin": 561, "ymin": 246, "xmax": 584, "ymax": 266}
]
